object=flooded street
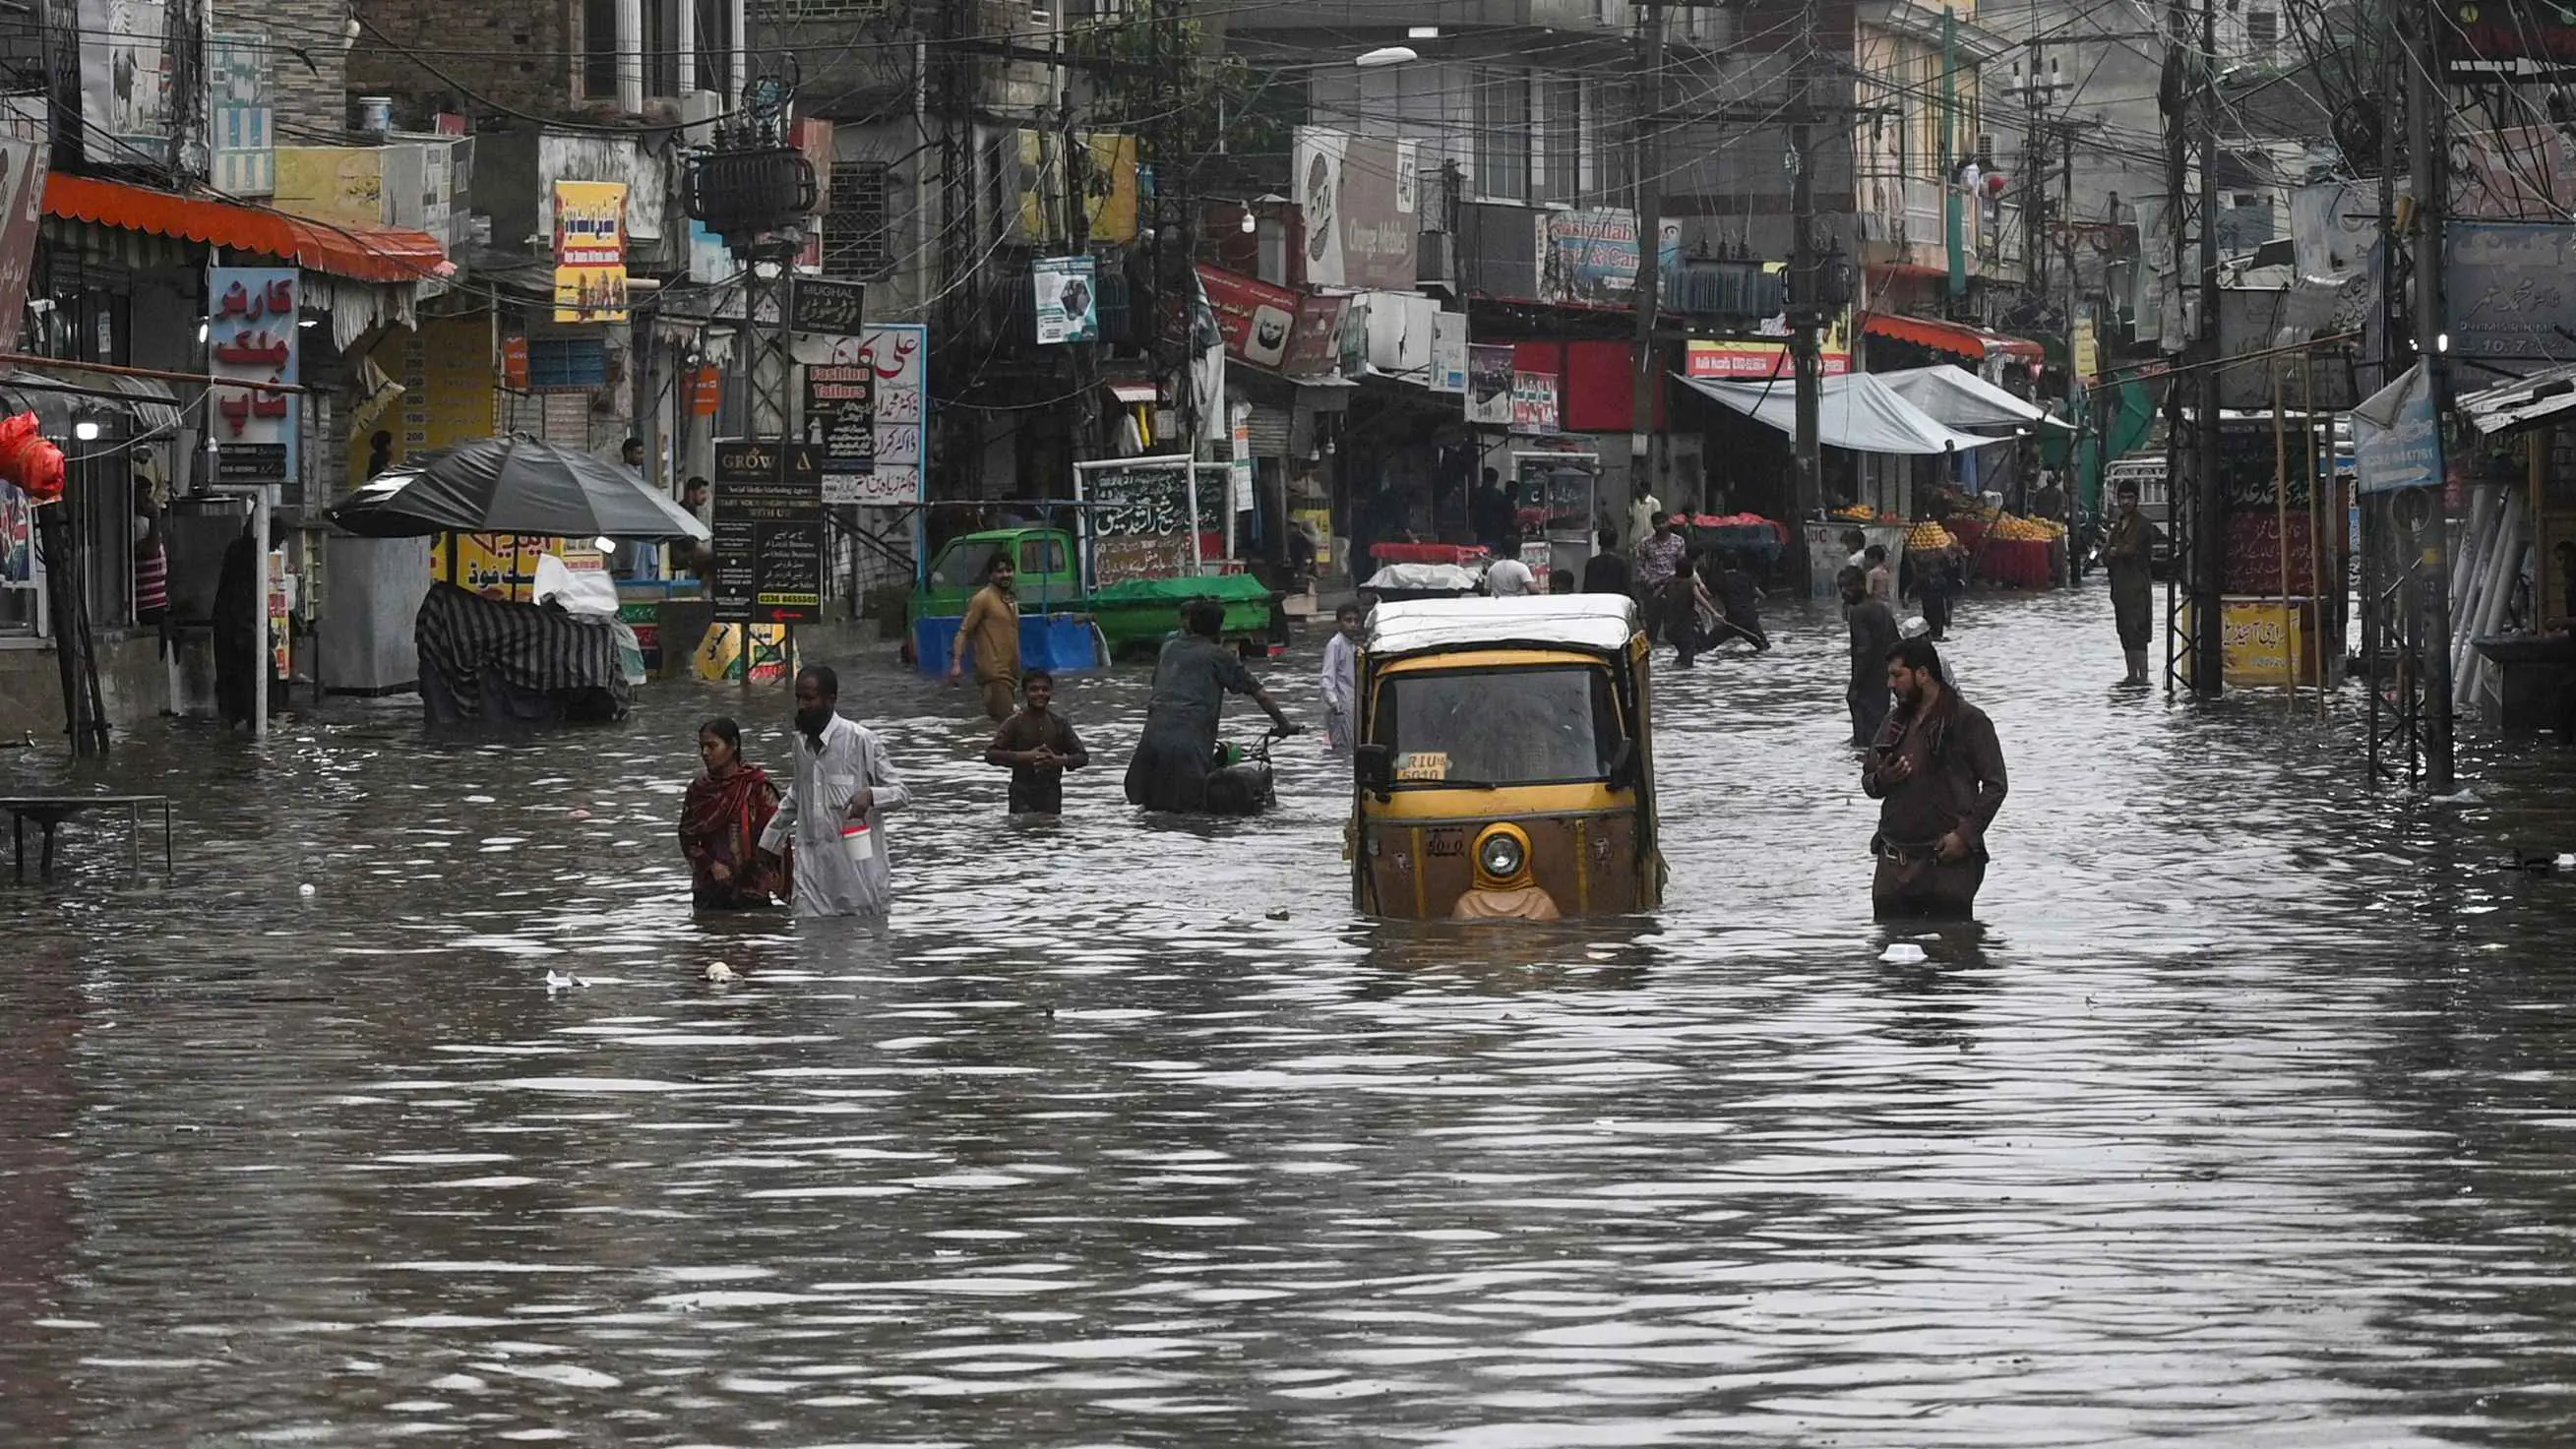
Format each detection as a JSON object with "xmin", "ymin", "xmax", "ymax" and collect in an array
[{"xmin": 10, "ymin": 584, "xmax": 2576, "ymax": 1447}]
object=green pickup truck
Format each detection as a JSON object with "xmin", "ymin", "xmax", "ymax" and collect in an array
[{"xmin": 909, "ymin": 526, "xmax": 1278, "ymax": 661}]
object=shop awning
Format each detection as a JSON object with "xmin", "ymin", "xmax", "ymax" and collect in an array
[
  {"xmin": 43, "ymin": 173, "xmax": 452, "ymax": 284},
  {"xmin": 2455, "ymin": 359, "xmax": 2576, "ymax": 436},
  {"xmin": 1875, "ymin": 363, "xmax": 2072, "ymax": 432},
  {"xmin": 1860, "ymin": 311, "xmax": 2045, "ymax": 362},
  {"xmin": 1677, "ymin": 371, "xmax": 2012, "ymax": 455}
]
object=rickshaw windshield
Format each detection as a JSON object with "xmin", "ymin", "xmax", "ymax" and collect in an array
[{"xmin": 1371, "ymin": 664, "xmax": 1623, "ymax": 787}]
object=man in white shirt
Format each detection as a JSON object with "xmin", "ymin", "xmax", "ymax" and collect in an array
[{"xmin": 1484, "ymin": 538, "xmax": 1537, "ymax": 596}]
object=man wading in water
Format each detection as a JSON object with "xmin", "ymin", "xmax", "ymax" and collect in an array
[
  {"xmin": 2105, "ymin": 481, "xmax": 2156, "ymax": 686},
  {"xmin": 1862, "ymin": 637, "xmax": 2008, "ymax": 920}
]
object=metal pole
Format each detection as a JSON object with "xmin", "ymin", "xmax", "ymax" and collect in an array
[
  {"xmin": 1630, "ymin": 0, "xmax": 1666, "ymax": 504},
  {"xmin": 2407, "ymin": 3, "xmax": 2455, "ymax": 792},
  {"xmin": 2062, "ymin": 122, "xmax": 2082, "ymax": 584},
  {"xmin": 2160, "ymin": 0, "xmax": 2190, "ymax": 695},
  {"xmin": 252, "ymin": 483, "xmax": 271, "ymax": 740},
  {"xmin": 1789, "ymin": 0, "xmax": 1822, "ymax": 593},
  {"xmin": 2189, "ymin": 0, "xmax": 2225, "ymax": 697},
  {"xmin": 1942, "ymin": 7, "xmax": 1964, "ymax": 305}
]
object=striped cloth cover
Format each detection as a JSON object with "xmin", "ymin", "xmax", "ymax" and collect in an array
[{"xmin": 414, "ymin": 581, "xmax": 631, "ymax": 723}]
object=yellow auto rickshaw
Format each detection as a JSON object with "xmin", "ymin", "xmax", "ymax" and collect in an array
[{"xmin": 1349, "ymin": 595, "xmax": 1665, "ymax": 919}]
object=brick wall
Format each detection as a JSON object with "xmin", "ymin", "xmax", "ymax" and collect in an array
[
  {"xmin": 265, "ymin": 0, "xmax": 353, "ymax": 137},
  {"xmin": 348, "ymin": 0, "xmax": 574, "ymax": 120}
]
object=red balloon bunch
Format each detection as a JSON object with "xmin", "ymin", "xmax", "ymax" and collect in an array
[{"xmin": 0, "ymin": 411, "xmax": 66, "ymax": 505}]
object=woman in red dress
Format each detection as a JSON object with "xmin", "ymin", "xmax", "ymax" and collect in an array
[{"xmin": 678, "ymin": 717, "xmax": 787, "ymax": 909}]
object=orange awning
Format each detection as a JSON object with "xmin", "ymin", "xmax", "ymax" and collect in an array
[
  {"xmin": 1860, "ymin": 311, "xmax": 2045, "ymax": 362},
  {"xmin": 43, "ymin": 173, "xmax": 451, "ymax": 284}
]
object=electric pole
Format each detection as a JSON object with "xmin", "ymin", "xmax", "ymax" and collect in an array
[
  {"xmin": 1788, "ymin": 0, "xmax": 1823, "ymax": 594},
  {"xmin": 2190, "ymin": 0, "xmax": 2224, "ymax": 697},
  {"xmin": 2408, "ymin": 0, "xmax": 2454, "ymax": 791},
  {"xmin": 1629, "ymin": 0, "xmax": 1667, "ymax": 511}
]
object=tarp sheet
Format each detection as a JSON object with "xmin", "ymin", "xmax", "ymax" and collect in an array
[
  {"xmin": 1676, "ymin": 372, "xmax": 2013, "ymax": 455},
  {"xmin": 414, "ymin": 581, "xmax": 631, "ymax": 727},
  {"xmin": 1874, "ymin": 364, "xmax": 2073, "ymax": 432},
  {"xmin": 1367, "ymin": 595, "xmax": 1638, "ymax": 658},
  {"xmin": 1090, "ymin": 574, "xmax": 1275, "ymax": 604}
]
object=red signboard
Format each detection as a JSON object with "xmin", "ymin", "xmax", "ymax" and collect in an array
[
  {"xmin": 0, "ymin": 139, "xmax": 48, "ymax": 352},
  {"xmin": 1281, "ymin": 294, "xmax": 1347, "ymax": 380},
  {"xmin": 1685, "ymin": 338, "xmax": 1855, "ymax": 379},
  {"xmin": 1196, "ymin": 265, "xmax": 1301, "ymax": 370}
]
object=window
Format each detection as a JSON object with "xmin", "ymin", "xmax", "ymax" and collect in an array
[
  {"xmin": 2244, "ymin": 10, "xmax": 2278, "ymax": 61},
  {"xmin": 583, "ymin": 0, "xmax": 617, "ymax": 99},
  {"xmin": 1538, "ymin": 76, "xmax": 1581, "ymax": 205},
  {"xmin": 1587, "ymin": 79, "xmax": 1633, "ymax": 206},
  {"xmin": 1018, "ymin": 535, "xmax": 1067, "ymax": 575},
  {"xmin": 581, "ymin": 0, "xmax": 741, "ymax": 100},
  {"xmin": 824, "ymin": 161, "xmax": 891, "ymax": 276},
  {"xmin": 1474, "ymin": 69, "xmax": 1531, "ymax": 203},
  {"xmin": 1370, "ymin": 666, "xmax": 1623, "ymax": 787},
  {"xmin": 525, "ymin": 337, "xmax": 609, "ymax": 391}
]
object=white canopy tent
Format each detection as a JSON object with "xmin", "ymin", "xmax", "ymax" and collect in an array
[
  {"xmin": 1676, "ymin": 371, "xmax": 2015, "ymax": 455},
  {"xmin": 1874, "ymin": 364, "xmax": 2073, "ymax": 433}
]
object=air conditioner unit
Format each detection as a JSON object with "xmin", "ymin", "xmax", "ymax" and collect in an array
[{"xmin": 678, "ymin": 91, "xmax": 723, "ymax": 147}]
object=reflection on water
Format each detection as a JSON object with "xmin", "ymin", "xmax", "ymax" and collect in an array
[{"xmin": 5, "ymin": 586, "xmax": 2576, "ymax": 1446}]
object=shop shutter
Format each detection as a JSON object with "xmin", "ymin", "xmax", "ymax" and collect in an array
[{"xmin": 1246, "ymin": 401, "xmax": 1291, "ymax": 457}]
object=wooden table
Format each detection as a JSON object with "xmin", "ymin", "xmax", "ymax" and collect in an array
[{"xmin": 1, "ymin": 795, "xmax": 174, "ymax": 881}]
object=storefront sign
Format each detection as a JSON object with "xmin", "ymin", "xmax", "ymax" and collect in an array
[
  {"xmin": 2439, "ymin": 0, "xmax": 2576, "ymax": 82},
  {"xmin": 1032, "ymin": 255, "xmax": 1098, "ymax": 344},
  {"xmin": 802, "ymin": 363, "xmax": 876, "ymax": 472},
  {"xmin": 208, "ymin": 266, "xmax": 300, "ymax": 485},
  {"xmin": 0, "ymin": 480, "xmax": 32, "ymax": 586},
  {"xmin": 551, "ymin": 180, "xmax": 628, "ymax": 324},
  {"xmin": 711, "ymin": 439, "xmax": 824, "ymax": 625},
  {"xmin": 1293, "ymin": 127, "xmax": 1418, "ymax": 289},
  {"xmin": 0, "ymin": 137, "xmax": 46, "ymax": 352},
  {"xmin": 691, "ymin": 363, "xmax": 724, "ymax": 416},
  {"xmin": 1509, "ymin": 370, "xmax": 1560, "ymax": 435},
  {"xmin": 1074, "ymin": 453, "xmax": 1200, "ymax": 583},
  {"xmin": 788, "ymin": 275, "xmax": 867, "ymax": 336},
  {"xmin": 1228, "ymin": 401, "xmax": 1254, "ymax": 513},
  {"xmin": 1535, "ymin": 209, "xmax": 1681, "ymax": 307},
  {"xmin": 2444, "ymin": 221, "xmax": 2576, "ymax": 363},
  {"xmin": 1430, "ymin": 312, "xmax": 1467, "ymax": 393},
  {"xmin": 2353, "ymin": 362, "xmax": 2441, "ymax": 496},
  {"xmin": 79, "ymin": 0, "xmax": 173, "ymax": 166},
  {"xmin": 1281, "ymin": 293, "xmax": 1348, "ymax": 379},
  {"xmin": 823, "ymin": 323, "xmax": 927, "ymax": 505},
  {"xmin": 1466, "ymin": 344, "xmax": 1514, "ymax": 426},
  {"xmin": 209, "ymin": 31, "xmax": 274, "ymax": 197},
  {"xmin": 1685, "ymin": 337, "xmax": 1853, "ymax": 379},
  {"xmin": 1197, "ymin": 265, "xmax": 1299, "ymax": 369},
  {"xmin": 2073, "ymin": 316, "xmax": 2100, "ymax": 381}
]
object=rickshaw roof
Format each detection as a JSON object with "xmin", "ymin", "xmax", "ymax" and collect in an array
[{"xmin": 1366, "ymin": 595, "xmax": 1640, "ymax": 659}]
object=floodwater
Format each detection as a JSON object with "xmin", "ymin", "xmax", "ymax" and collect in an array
[{"xmin": 6, "ymin": 584, "xmax": 2576, "ymax": 1448}]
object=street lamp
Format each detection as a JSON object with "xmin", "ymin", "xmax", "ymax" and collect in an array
[{"xmin": 1356, "ymin": 45, "xmax": 1418, "ymax": 68}]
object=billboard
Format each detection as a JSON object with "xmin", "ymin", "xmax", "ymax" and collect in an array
[
  {"xmin": 210, "ymin": 30, "xmax": 274, "ymax": 197},
  {"xmin": 823, "ymin": 323, "xmax": 927, "ymax": 506},
  {"xmin": 551, "ymin": 180, "xmax": 629, "ymax": 324},
  {"xmin": 208, "ymin": 267, "xmax": 301, "ymax": 486},
  {"xmin": 0, "ymin": 138, "xmax": 47, "ymax": 353},
  {"xmin": 1536, "ymin": 209, "xmax": 1682, "ymax": 306},
  {"xmin": 1293, "ymin": 127, "xmax": 1419, "ymax": 289},
  {"xmin": 1032, "ymin": 255, "xmax": 1099, "ymax": 344},
  {"xmin": 1197, "ymin": 265, "xmax": 1299, "ymax": 369}
]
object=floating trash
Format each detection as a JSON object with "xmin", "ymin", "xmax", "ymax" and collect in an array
[
  {"xmin": 1878, "ymin": 942, "xmax": 1928, "ymax": 964},
  {"xmin": 704, "ymin": 962, "xmax": 738, "ymax": 984}
]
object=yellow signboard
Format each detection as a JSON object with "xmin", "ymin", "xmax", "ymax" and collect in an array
[
  {"xmin": 275, "ymin": 146, "xmax": 387, "ymax": 228},
  {"xmin": 552, "ymin": 180, "xmax": 629, "ymax": 324},
  {"xmin": 2073, "ymin": 317, "xmax": 2100, "ymax": 382}
]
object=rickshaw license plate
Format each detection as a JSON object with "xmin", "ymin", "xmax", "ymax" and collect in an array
[{"xmin": 1395, "ymin": 752, "xmax": 1450, "ymax": 782}]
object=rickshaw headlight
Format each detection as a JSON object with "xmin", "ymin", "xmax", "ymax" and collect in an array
[{"xmin": 1477, "ymin": 828, "xmax": 1526, "ymax": 880}]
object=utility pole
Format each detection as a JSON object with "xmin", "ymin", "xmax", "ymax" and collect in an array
[
  {"xmin": 2189, "ymin": 0, "xmax": 2224, "ymax": 696},
  {"xmin": 1629, "ymin": 0, "xmax": 1667, "ymax": 509},
  {"xmin": 1789, "ymin": 0, "xmax": 1823, "ymax": 592},
  {"xmin": 1941, "ymin": 6, "xmax": 1964, "ymax": 306},
  {"xmin": 2408, "ymin": 0, "xmax": 2454, "ymax": 791}
]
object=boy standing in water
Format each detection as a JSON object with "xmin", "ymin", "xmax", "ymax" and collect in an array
[
  {"xmin": 984, "ymin": 670, "xmax": 1088, "ymax": 815},
  {"xmin": 1320, "ymin": 600, "xmax": 1365, "ymax": 753}
]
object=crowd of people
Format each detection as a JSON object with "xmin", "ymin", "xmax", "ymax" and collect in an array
[{"xmin": 676, "ymin": 503, "xmax": 2049, "ymax": 926}]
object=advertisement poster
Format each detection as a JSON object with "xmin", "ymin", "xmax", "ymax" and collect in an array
[
  {"xmin": 1032, "ymin": 255, "xmax": 1099, "ymax": 344},
  {"xmin": 1430, "ymin": 311, "xmax": 1467, "ymax": 393},
  {"xmin": 1293, "ymin": 127, "xmax": 1419, "ymax": 289},
  {"xmin": 824, "ymin": 323, "xmax": 927, "ymax": 505},
  {"xmin": 0, "ymin": 138, "xmax": 47, "ymax": 353},
  {"xmin": 1281, "ymin": 293, "xmax": 1348, "ymax": 379},
  {"xmin": 0, "ymin": 480, "xmax": 31, "ymax": 587},
  {"xmin": 1535, "ymin": 209, "xmax": 1683, "ymax": 306},
  {"xmin": 803, "ymin": 363, "xmax": 876, "ymax": 472},
  {"xmin": 552, "ymin": 180, "xmax": 629, "ymax": 324},
  {"xmin": 79, "ymin": 0, "xmax": 172, "ymax": 166},
  {"xmin": 1074, "ymin": 454, "xmax": 1200, "ymax": 583},
  {"xmin": 1509, "ymin": 371, "xmax": 1561, "ymax": 435},
  {"xmin": 1012, "ymin": 130, "xmax": 1141, "ymax": 245},
  {"xmin": 1229, "ymin": 401, "xmax": 1254, "ymax": 513},
  {"xmin": 2354, "ymin": 362, "xmax": 2440, "ymax": 496},
  {"xmin": 209, "ymin": 31, "xmax": 274, "ymax": 197},
  {"xmin": 1466, "ymin": 344, "xmax": 1515, "ymax": 426},
  {"xmin": 710, "ymin": 439, "xmax": 825, "ymax": 624},
  {"xmin": 208, "ymin": 266, "xmax": 300, "ymax": 486},
  {"xmin": 1197, "ymin": 265, "xmax": 1299, "ymax": 369}
]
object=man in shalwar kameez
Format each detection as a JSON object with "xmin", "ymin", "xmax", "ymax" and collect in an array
[{"xmin": 759, "ymin": 665, "xmax": 913, "ymax": 918}]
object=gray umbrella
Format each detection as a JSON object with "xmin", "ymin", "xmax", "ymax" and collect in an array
[{"xmin": 327, "ymin": 435, "xmax": 711, "ymax": 541}]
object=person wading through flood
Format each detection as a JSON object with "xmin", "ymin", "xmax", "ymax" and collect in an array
[
  {"xmin": 1842, "ymin": 565, "xmax": 1898, "ymax": 747},
  {"xmin": 679, "ymin": 716, "xmax": 786, "ymax": 909},
  {"xmin": 1125, "ymin": 598, "xmax": 1299, "ymax": 813},
  {"xmin": 1632, "ymin": 512, "xmax": 1687, "ymax": 641},
  {"xmin": 1319, "ymin": 600, "xmax": 1365, "ymax": 754},
  {"xmin": 950, "ymin": 552, "xmax": 1022, "ymax": 721},
  {"xmin": 1862, "ymin": 637, "xmax": 2008, "ymax": 919},
  {"xmin": 758, "ymin": 665, "xmax": 913, "ymax": 918},
  {"xmin": 983, "ymin": 670, "xmax": 1087, "ymax": 816},
  {"xmin": 2105, "ymin": 481, "xmax": 2156, "ymax": 686}
]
